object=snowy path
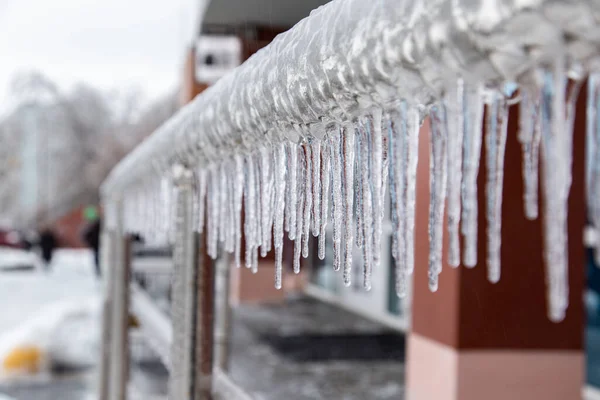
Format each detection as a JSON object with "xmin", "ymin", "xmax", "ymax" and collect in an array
[
  {"xmin": 0, "ymin": 250, "xmax": 99, "ymax": 334},
  {"xmin": 0, "ymin": 250, "xmax": 100, "ymax": 400}
]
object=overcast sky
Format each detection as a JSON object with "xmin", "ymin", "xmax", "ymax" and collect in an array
[{"xmin": 0, "ymin": 0, "xmax": 200, "ymax": 105}]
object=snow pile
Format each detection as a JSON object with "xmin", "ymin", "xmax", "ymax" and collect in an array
[{"xmin": 0, "ymin": 298, "xmax": 100, "ymax": 379}]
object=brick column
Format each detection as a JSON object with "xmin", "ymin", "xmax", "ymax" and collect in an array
[{"xmin": 406, "ymin": 93, "xmax": 586, "ymax": 400}]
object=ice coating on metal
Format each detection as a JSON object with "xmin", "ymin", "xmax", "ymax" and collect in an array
[{"xmin": 102, "ymin": 0, "xmax": 600, "ymax": 322}]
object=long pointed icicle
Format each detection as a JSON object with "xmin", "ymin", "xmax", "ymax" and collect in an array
[
  {"xmin": 389, "ymin": 114, "xmax": 407, "ymax": 297},
  {"xmin": 539, "ymin": 61, "xmax": 570, "ymax": 322},
  {"xmin": 294, "ymin": 153, "xmax": 305, "ymax": 274},
  {"xmin": 302, "ymin": 143, "xmax": 313, "ymax": 258},
  {"xmin": 197, "ymin": 169, "xmax": 207, "ymax": 233},
  {"xmin": 445, "ymin": 80, "xmax": 465, "ymax": 267},
  {"xmin": 428, "ymin": 105, "xmax": 448, "ymax": 292},
  {"xmin": 259, "ymin": 147, "xmax": 273, "ymax": 257},
  {"xmin": 355, "ymin": 130, "xmax": 364, "ymax": 249},
  {"xmin": 287, "ymin": 142, "xmax": 298, "ymax": 240},
  {"xmin": 403, "ymin": 102, "xmax": 420, "ymax": 276},
  {"xmin": 233, "ymin": 155, "xmax": 244, "ymax": 268},
  {"xmin": 273, "ymin": 144, "xmax": 287, "ymax": 289},
  {"xmin": 371, "ymin": 110, "xmax": 384, "ymax": 271},
  {"xmin": 330, "ymin": 129, "xmax": 344, "ymax": 272},
  {"xmin": 518, "ymin": 87, "xmax": 541, "ymax": 220},
  {"xmin": 461, "ymin": 84, "xmax": 485, "ymax": 267},
  {"xmin": 342, "ymin": 126, "xmax": 355, "ymax": 286},
  {"xmin": 359, "ymin": 123, "xmax": 374, "ymax": 290},
  {"xmin": 318, "ymin": 140, "xmax": 331, "ymax": 260},
  {"xmin": 311, "ymin": 141, "xmax": 321, "ymax": 237},
  {"xmin": 244, "ymin": 156, "xmax": 257, "ymax": 268},
  {"xmin": 485, "ymin": 94, "xmax": 509, "ymax": 284}
]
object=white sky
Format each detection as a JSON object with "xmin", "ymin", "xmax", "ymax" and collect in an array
[{"xmin": 0, "ymin": 0, "xmax": 200, "ymax": 105}]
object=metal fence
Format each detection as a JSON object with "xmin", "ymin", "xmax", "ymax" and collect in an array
[{"xmin": 98, "ymin": 0, "xmax": 600, "ymax": 398}]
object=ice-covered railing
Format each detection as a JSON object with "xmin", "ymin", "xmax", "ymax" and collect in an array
[{"xmin": 102, "ymin": 0, "xmax": 600, "ymax": 322}]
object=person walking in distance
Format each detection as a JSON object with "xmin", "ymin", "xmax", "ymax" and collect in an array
[
  {"xmin": 83, "ymin": 217, "xmax": 102, "ymax": 278},
  {"xmin": 38, "ymin": 226, "xmax": 57, "ymax": 271}
]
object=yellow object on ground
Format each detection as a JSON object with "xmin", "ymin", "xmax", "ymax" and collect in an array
[
  {"xmin": 129, "ymin": 314, "xmax": 140, "ymax": 328},
  {"xmin": 2, "ymin": 345, "xmax": 43, "ymax": 373}
]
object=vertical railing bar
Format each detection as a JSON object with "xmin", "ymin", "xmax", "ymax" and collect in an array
[
  {"xmin": 98, "ymin": 228, "xmax": 114, "ymax": 400},
  {"xmin": 106, "ymin": 198, "xmax": 132, "ymax": 400},
  {"xmin": 213, "ymin": 252, "xmax": 231, "ymax": 372}
]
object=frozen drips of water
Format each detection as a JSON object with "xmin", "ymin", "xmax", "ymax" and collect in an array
[
  {"xmin": 538, "ymin": 61, "xmax": 570, "ymax": 322},
  {"xmin": 301, "ymin": 144, "xmax": 312, "ymax": 258},
  {"xmin": 117, "ymin": 59, "xmax": 600, "ymax": 324},
  {"xmin": 428, "ymin": 105, "xmax": 448, "ymax": 292},
  {"xmin": 485, "ymin": 93, "xmax": 509, "ymax": 284},
  {"xmin": 358, "ymin": 123, "xmax": 374, "ymax": 290},
  {"xmin": 445, "ymin": 80, "xmax": 465, "ymax": 267},
  {"xmin": 311, "ymin": 141, "xmax": 322, "ymax": 237},
  {"xmin": 342, "ymin": 126, "xmax": 355, "ymax": 286},
  {"xmin": 461, "ymin": 84, "xmax": 485, "ymax": 267},
  {"xmin": 318, "ymin": 140, "xmax": 331, "ymax": 260},
  {"xmin": 286, "ymin": 142, "xmax": 299, "ymax": 240},
  {"xmin": 330, "ymin": 129, "xmax": 344, "ymax": 272},
  {"xmin": 370, "ymin": 110, "xmax": 384, "ymax": 270},
  {"xmin": 273, "ymin": 144, "xmax": 287, "ymax": 289},
  {"xmin": 518, "ymin": 86, "xmax": 541, "ymax": 220},
  {"xmin": 233, "ymin": 155, "xmax": 244, "ymax": 268}
]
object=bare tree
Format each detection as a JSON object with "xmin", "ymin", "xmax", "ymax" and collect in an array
[{"xmin": 0, "ymin": 71, "xmax": 178, "ymax": 228}]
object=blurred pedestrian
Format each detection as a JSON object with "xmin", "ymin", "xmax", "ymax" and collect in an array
[
  {"xmin": 38, "ymin": 227, "xmax": 57, "ymax": 271},
  {"xmin": 82, "ymin": 218, "xmax": 101, "ymax": 278}
]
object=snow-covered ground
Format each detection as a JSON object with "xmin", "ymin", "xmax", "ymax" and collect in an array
[
  {"xmin": 0, "ymin": 249, "xmax": 101, "ymax": 400},
  {"xmin": 0, "ymin": 249, "xmax": 99, "ymax": 334}
]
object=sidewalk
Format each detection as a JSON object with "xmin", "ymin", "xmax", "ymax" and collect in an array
[{"xmin": 228, "ymin": 297, "xmax": 405, "ymax": 400}]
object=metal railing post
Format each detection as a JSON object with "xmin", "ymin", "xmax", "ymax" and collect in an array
[
  {"xmin": 98, "ymin": 227, "xmax": 114, "ymax": 400},
  {"xmin": 169, "ymin": 165, "xmax": 215, "ymax": 400},
  {"xmin": 108, "ymin": 199, "xmax": 132, "ymax": 400},
  {"xmin": 213, "ymin": 253, "xmax": 231, "ymax": 372}
]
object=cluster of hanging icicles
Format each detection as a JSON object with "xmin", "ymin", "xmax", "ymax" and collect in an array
[{"xmin": 119, "ymin": 61, "xmax": 600, "ymax": 322}]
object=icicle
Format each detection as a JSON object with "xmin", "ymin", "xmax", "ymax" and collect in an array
[
  {"xmin": 244, "ymin": 156, "xmax": 257, "ymax": 268},
  {"xmin": 428, "ymin": 105, "xmax": 448, "ymax": 292},
  {"xmin": 359, "ymin": 124, "xmax": 374, "ymax": 290},
  {"xmin": 287, "ymin": 143, "xmax": 298, "ymax": 240},
  {"xmin": 273, "ymin": 144, "xmax": 286, "ymax": 289},
  {"xmin": 354, "ymin": 130, "xmax": 364, "ymax": 249},
  {"xmin": 538, "ymin": 61, "xmax": 570, "ymax": 322},
  {"xmin": 251, "ymin": 245, "xmax": 259, "ymax": 274},
  {"xmin": 207, "ymin": 168, "xmax": 220, "ymax": 259},
  {"xmin": 330, "ymin": 129, "xmax": 343, "ymax": 272},
  {"xmin": 518, "ymin": 87, "xmax": 541, "ymax": 220},
  {"xmin": 370, "ymin": 109, "xmax": 384, "ymax": 269},
  {"xmin": 302, "ymin": 143, "xmax": 312, "ymax": 258},
  {"xmin": 389, "ymin": 114, "xmax": 406, "ymax": 297},
  {"xmin": 218, "ymin": 165, "xmax": 227, "ymax": 247},
  {"xmin": 311, "ymin": 141, "xmax": 321, "ymax": 237},
  {"xmin": 318, "ymin": 141, "xmax": 331, "ymax": 260},
  {"xmin": 445, "ymin": 80, "xmax": 465, "ymax": 267},
  {"xmin": 403, "ymin": 102, "xmax": 420, "ymax": 276},
  {"xmin": 259, "ymin": 147, "xmax": 273, "ymax": 257},
  {"xmin": 381, "ymin": 125, "xmax": 390, "ymax": 205},
  {"xmin": 485, "ymin": 94, "xmax": 509, "ymax": 284},
  {"xmin": 224, "ymin": 166, "xmax": 235, "ymax": 253},
  {"xmin": 461, "ymin": 84, "xmax": 485, "ymax": 267},
  {"xmin": 342, "ymin": 126, "xmax": 355, "ymax": 286},
  {"xmin": 233, "ymin": 155, "xmax": 244, "ymax": 268},
  {"xmin": 294, "ymin": 170, "xmax": 305, "ymax": 274}
]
